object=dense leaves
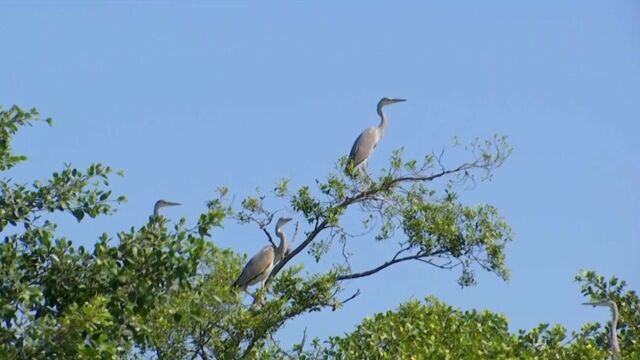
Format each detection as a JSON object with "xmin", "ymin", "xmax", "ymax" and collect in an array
[
  {"xmin": 0, "ymin": 106, "xmax": 226, "ymax": 358},
  {"xmin": 302, "ymin": 273, "xmax": 638, "ymax": 359},
  {"xmin": 1, "ymin": 104, "xmax": 635, "ymax": 359}
]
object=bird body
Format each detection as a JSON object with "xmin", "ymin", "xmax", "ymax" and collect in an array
[
  {"xmin": 233, "ymin": 217, "xmax": 292, "ymax": 291},
  {"xmin": 233, "ymin": 244, "xmax": 276, "ymax": 288},
  {"xmin": 347, "ymin": 97, "xmax": 405, "ymax": 174},
  {"xmin": 349, "ymin": 126, "xmax": 385, "ymax": 168}
]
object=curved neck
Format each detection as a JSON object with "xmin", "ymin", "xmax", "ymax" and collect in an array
[
  {"xmin": 153, "ymin": 203, "xmax": 161, "ymax": 217},
  {"xmin": 377, "ymin": 105, "xmax": 388, "ymax": 132},
  {"xmin": 275, "ymin": 227, "xmax": 287, "ymax": 262},
  {"xmin": 609, "ymin": 303, "xmax": 620, "ymax": 355}
]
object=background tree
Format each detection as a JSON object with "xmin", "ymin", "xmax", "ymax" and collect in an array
[{"xmin": 297, "ymin": 271, "xmax": 637, "ymax": 360}]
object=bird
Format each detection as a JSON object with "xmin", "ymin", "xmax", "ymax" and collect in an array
[
  {"xmin": 583, "ymin": 299, "xmax": 620, "ymax": 357},
  {"xmin": 153, "ymin": 199, "xmax": 181, "ymax": 217},
  {"xmin": 233, "ymin": 217, "xmax": 292, "ymax": 291},
  {"xmin": 346, "ymin": 97, "xmax": 406, "ymax": 176}
]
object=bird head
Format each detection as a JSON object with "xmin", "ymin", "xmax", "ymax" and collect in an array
[
  {"xmin": 154, "ymin": 199, "xmax": 181, "ymax": 210},
  {"xmin": 377, "ymin": 97, "xmax": 406, "ymax": 114},
  {"xmin": 378, "ymin": 97, "xmax": 406, "ymax": 107},
  {"xmin": 275, "ymin": 217, "xmax": 292, "ymax": 230},
  {"xmin": 582, "ymin": 299, "xmax": 616, "ymax": 308}
]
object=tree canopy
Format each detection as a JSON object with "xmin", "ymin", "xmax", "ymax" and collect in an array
[
  {"xmin": 305, "ymin": 271, "xmax": 638, "ymax": 359},
  {"xmin": 0, "ymin": 104, "xmax": 636, "ymax": 359}
]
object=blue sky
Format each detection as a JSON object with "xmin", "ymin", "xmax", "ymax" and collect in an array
[{"xmin": 1, "ymin": 1, "xmax": 638, "ymax": 347}]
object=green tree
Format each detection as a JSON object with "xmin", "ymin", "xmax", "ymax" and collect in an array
[
  {"xmin": 0, "ymin": 104, "xmax": 515, "ymax": 358},
  {"xmin": 3, "ymin": 105, "xmax": 637, "ymax": 360},
  {"xmin": 304, "ymin": 271, "xmax": 638, "ymax": 360},
  {"xmin": 143, "ymin": 132, "xmax": 513, "ymax": 358},
  {"xmin": 0, "ymin": 106, "xmax": 226, "ymax": 358}
]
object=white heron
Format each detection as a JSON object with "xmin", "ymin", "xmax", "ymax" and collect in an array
[
  {"xmin": 347, "ymin": 97, "xmax": 406, "ymax": 175},
  {"xmin": 583, "ymin": 299, "xmax": 620, "ymax": 357},
  {"xmin": 233, "ymin": 217, "xmax": 292, "ymax": 291}
]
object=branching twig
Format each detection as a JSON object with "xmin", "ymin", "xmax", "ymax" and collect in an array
[
  {"xmin": 262, "ymin": 227, "xmax": 276, "ymax": 248},
  {"xmin": 336, "ymin": 250, "xmax": 447, "ymax": 281},
  {"xmin": 271, "ymin": 162, "xmax": 479, "ymax": 280},
  {"xmin": 290, "ymin": 221, "xmax": 300, "ymax": 244},
  {"xmin": 332, "ymin": 289, "xmax": 361, "ymax": 311},
  {"xmin": 296, "ymin": 327, "xmax": 308, "ymax": 356}
]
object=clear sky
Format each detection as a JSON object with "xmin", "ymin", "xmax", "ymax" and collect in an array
[{"xmin": 1, "ymin": 1, "xmax": 638, "ymax": 348}]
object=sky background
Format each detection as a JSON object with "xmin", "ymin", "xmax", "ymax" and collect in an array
[{"xmin": 1, "ymin": 0, "xmax": 638, "ymax": 348}]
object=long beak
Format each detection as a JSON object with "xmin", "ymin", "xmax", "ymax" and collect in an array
[
  {"xmin": 165, "ymin": 201, "xmax": 181, "ymax": 207},
  {"xmin": 582, "ymin": 301, "xmax": 603, "ymax": 307},
  {"xmin": 391, "ymin": 98, "xmax": 407, "ymax": 104}
]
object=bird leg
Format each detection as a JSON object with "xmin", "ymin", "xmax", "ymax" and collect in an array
[
  {"xmin": 250, "ymin": 285, "xmax": 267, "ymax": 308},
  {"xmin": 360, "ymin": 161, "xmax": 373, "ymax": 182}
]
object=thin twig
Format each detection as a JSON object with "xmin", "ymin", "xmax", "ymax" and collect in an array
[
  {"xmin": 262, "ymin": 227, "xmax": 276, "ymax": 248},
  {"xmin": 271, "ymin": 159, "xmax": 492, "ymax": 281},
  {"xmin": 332, "ymin": 289, "xmax": 362, "ymax": 311},
  {"xmin": 337, "ymin": 250, "xmax": 447, "ymax": 281}
]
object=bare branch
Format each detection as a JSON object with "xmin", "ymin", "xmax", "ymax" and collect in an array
[
  {"xmin": 270, "ymin": 219, "xmax": 329, "ymax": 281},
  {"xmin": 332, "ymin": 289, "xmax": 361, "ymax": 311},
  {"xmin": 336, "ymin": 250, "xmax": 447, "ymax": 281},
  {"xmin": 297, "ymin": 327, "xmax": 308, "ymax": 356},
  {"xmin": 392, "ymin": 246, "xmax": 412, "ymax": 261},
  {"xmin": 290, "ymin": 222, "xmax": 300, "ymax": 244},
  {"xmin": 262, "ymin": 227, "xmax": 276, "ymax": 248}
]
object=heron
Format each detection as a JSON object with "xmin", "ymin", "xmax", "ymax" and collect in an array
[
  {"xmin": 233, "ymin": 217, "xmax": 292, "ymax": 291},
  {"xmin": 583, "ymin": 299, "xmax": 620, "ymax": 357},
  {"xmin": 346, "ymin": 97, "xmax": 406, "ymax": 175},
  {"xmin": 153, "ymin": 199, "xmax": 181, "ymax": 216}
]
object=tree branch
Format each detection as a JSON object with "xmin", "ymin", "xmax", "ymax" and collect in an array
[
  {"xmin": 270, "ymin": 161, "xmax": 481, "ymax": 281},
  {"xmin": 262, "ymin": 227, "xmax": 276, "ymax": 248},
  {"xmin": 267, "ymin": 153, "xmax": 500, "ymax": 283},
  {"xmin": 332, "ymin": 289, "xmax": 361, "ymax": 311},
  {"xmin": 269, "ymin": 219, "xmax": 329, "ymax": 280},
  {"xmin": 336, "ymin": 250, "xmax": 447, "ymax": 281}
]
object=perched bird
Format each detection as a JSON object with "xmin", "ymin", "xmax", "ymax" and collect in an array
[
  {"xmin": 233, "ymin": 217, "xmax": 292, "ymax": 291},
  {"xmin": 153, "ymin": 199, "xmax": 181, "ymax": 216},
  {"xmin": 347, "ymin": 97, "xmax": 406, "ymax": 175},
  {"xmin": 583, "ymin": 299, "xmax": 620, "ymax": 357}
]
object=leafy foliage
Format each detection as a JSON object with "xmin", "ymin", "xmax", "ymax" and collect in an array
[
  {"xmin": 6, "ymin": 104, "xmax": 636, "ymax": 360},
  {"xmin": 300, "ymin": 272, "xmax": 637, "ymax": 359},
  {"xmin": 0, "ymin": 104, "xmax": 515, "ymax": 358},
  {"xmin": 0, "ymin": 106, "xmax": 226, "ymax": 358},
  {"xmin": 575, "ymin": 270, "xmax": 640, "ymax": 357}
]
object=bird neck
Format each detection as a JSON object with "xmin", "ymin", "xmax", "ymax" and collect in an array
[
  {"xmin": 153, "ymin": 204, "xmax": 161, "ymax": 217},
  {"xmin": 275, "ymin": 228, "xmax": 287, "ymax": 261},
  {"xmin": 377, "ymin": 106, "xmax": 388, "ymax": 132},
  {"xmin": 609, "ymin": 303, "xmax": 620, "ymax": 355}
]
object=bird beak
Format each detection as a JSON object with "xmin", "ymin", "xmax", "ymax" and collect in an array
[
  {"xmin": 391, "ymin": 98, "xmax": 406, "ymax": 104},
  {"xmin": 582, "ymin": 301, "xmax": 603, "ymax": 307},
  {"xmin": 282, "ymin": 217, "xmax": 292, "ymax": 223},
  {"xmin": 165, "ymin": 201, "xmax": 181, "ymax": 207}
]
